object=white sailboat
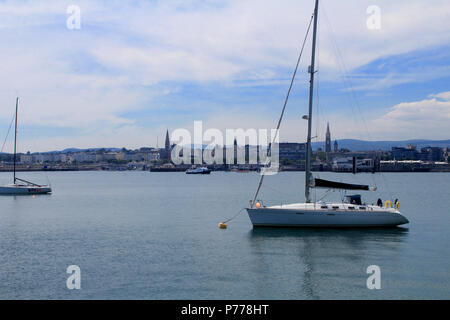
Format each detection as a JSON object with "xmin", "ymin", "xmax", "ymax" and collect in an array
[
  {"xmin": 246, "ymin": 0, "xmax": 408, "ymax": 227},
  {"xmin": 0, "ymin": 98, "xmax": 52, "ymax": 195}
]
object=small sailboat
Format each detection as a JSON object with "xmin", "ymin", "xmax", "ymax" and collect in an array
[
  {"xmin": 0, "ymin": 98, "xmax": 52, "ymax": 195},
  {"xmin": 246, "ymin": 0, "xmax": 408, "ymax": 227}
]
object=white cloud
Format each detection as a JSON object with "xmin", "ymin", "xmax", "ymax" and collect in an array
[
  {"xmin": 189, "ymin": 91, "xmax": 450, "ymax": 144},
  {"xmin": 87, "ymin": 0, "xmax": 450, "ymax": 81},
  {"xmin": 0, "ymin": 0, "xmax": 449, "ymax": 151},
  {"xmin": 430, "ymin": 91, "xmax": 450, "ymax": 100},
  {"xmin": 11, "ymin": 90, "xmax": 450, "ymax": 152},
  {"xmin": 369, "ymin": 91, "xmax": 450, "ymax": 139},
  {"xmin": 346, "ymin": 66, "xmax": 450, "ymax": 91}
]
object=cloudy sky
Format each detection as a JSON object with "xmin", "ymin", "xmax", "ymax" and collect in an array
[{"xmin": 0, "ymin": 0, "xmax": 449, "ymax": 152}]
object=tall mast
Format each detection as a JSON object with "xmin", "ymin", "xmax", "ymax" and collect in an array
[
  {"xmin": 305, "ymin": 0, "xmax": 319, "ymax": 203},
  {"xmin": 13, "ymin": 97, "xmax": 19, "ymax": 184}
]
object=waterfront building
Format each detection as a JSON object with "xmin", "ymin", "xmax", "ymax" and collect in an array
[
  {"xmin": 19, "ymin": 151, "xmax": 64, "ymax": 164},
  {"xmin": 419, "ymin": 147, "xmax": 443, "ymax": 162},
  {"xmin": 60, "ymin": 153, "xmax": 74, "ymax": 163},
  {"xmin": 36, "ymin": 153, "xmax": 62, "ymax": 163},
  {"xmin": 334, "ymin": 140, "xmax": 338, "ymax": 152},
  {"xmin": 148, "ymin": 150, "xmax": 160, "ymax": 162},
  {"xmin": 72, "ymin": 152, "xmax": 97, "ymax": 163},
  {"xmin": 391, "ymin": 146, "xmax": 418, "ymax": 160},
  {"xmin": 103, "ymin": 152, "xmax": 120, "ymax": 161},
  {"xmin": 278, "ymin": 142, "xmax": 306, "ymax": 161},
  {"xmin": 123, "ymin": 151, "xmax": 138, "ymax": 161},
  {"xmin": 20, "ymin": 153, "xmax": 33, "ymax": 164},
  {"xmin": 332, "ymin": 157, "xmax": 374, "ymax": 172},
  {"xmin": 390, "ymin": 145, "xmax": 443, "ymax": 162},
  {"xmin": 331, "ymin": 157, "xmax": 353, "ymax": 171}
]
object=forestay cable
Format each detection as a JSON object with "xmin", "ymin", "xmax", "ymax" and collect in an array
[
  {"xmin": 250, "ymin": 12, "xmax": 315, "ymax": 208},
  {"xmin": 1, "ymin": 111, "xmax": 16, "ymax": 153}
]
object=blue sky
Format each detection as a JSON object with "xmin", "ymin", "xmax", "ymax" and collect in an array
[{"xmin": 0, "ymin": 0, "xmax": 449, "ymax": 152}]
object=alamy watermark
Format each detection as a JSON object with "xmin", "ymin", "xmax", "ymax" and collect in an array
[
  {"xmin": 66, "ymin": 5, "xmax": 81, "ymax": 30},
  {"xmin": 366, "ymin": 265, "xmax": 381, "ymax": 289},
  {"xmin": 366, "ymin": 5, "xmax": 381, "ymax": 30},
  {"xmin": 170, "ymin": 121, "xmax": 280, "ymax": 175},
  {"xmin": 66, "ymin": 265, "xmax": 81, "ymax": 290}
]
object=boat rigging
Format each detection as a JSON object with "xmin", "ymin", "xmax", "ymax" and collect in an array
[{"xmin": 245, "ymin": 0, "xmax": 408, "ymax": 228}]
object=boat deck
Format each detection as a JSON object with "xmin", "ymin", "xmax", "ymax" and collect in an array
[{"xmin": 258, "ymin": 202, "xmax": 399, "ymax": 213}]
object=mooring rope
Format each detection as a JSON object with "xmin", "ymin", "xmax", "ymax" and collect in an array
[{"xmin": 221, "ymin": 208, "xmax": 246, "ymax": 224}]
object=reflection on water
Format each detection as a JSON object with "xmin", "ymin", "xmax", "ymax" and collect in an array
[
  {"xmin": 247, "ymin": 227, "xmax": 409, "ymax": 299},
  {"xmin": 249, "ymin": 227, "xmax": 409, "ymax": 240}
]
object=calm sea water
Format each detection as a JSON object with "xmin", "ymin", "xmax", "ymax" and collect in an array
[{"xmin": 0, "ymin": 171, "xmax": 448, "ymax": 299}]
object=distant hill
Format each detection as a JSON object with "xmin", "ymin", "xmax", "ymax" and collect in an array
[
  {"xmin": 312, "ymin": 139, "xmax": 450, "ymax": 151},
  {"xmin": 42, "ymin": 147, "xmax": 123, "ymax": 154}
]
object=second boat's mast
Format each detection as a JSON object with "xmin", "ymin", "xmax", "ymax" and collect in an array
[
  {"xmin": 305, "ymin": 0, "xmax": 319, "ymax": 203},
  {"xmin": 13, "ymin": 97, "xmax": 18, "ymax": 184}
]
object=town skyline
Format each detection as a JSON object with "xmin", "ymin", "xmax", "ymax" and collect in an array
[
  {"xmin": 2, "ymin": 136, "xmax": 449, "ymax": 155},
  {"xmin": 2, "ymin": 135, "xmax": 447, "ymax": 173}
]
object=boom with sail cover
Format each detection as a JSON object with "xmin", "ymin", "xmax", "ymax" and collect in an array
[{"xmin": 313, "ymin": 178, "xmax": 376, "ymax": 191}]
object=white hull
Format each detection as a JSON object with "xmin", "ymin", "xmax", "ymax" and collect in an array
[
  {"xmin": 247, "ymin": 203, "xmax": 409, "ymax": 228},
  {"xmin": 0, "ymin": 184, "xmax": 52, "ymax": 195}
]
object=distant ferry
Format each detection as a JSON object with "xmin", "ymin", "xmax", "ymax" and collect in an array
[{"xmin": 186, "ymin": 167, "xmax": 211, "ymax": 175}]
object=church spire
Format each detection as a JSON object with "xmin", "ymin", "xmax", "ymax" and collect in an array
[
  {"xmin": 325, "ymin": 122, "xmax": 331, "ymax": 153},
  {"xmin": 164, "ymin": 129, "xmax": 171, "ymax": 162},
  {"xmin": 165, "ymin": 129, "xmax": 170, "ymax": 150}
]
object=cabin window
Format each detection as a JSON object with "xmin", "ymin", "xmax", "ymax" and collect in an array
[
  {"xmin": 332, "ymin": 206, "xmax": 339, "ymax": 209},
  {"xmin": 348, "ymin": 206, "xmax": 355, "ymax": 210},
  {"xmin": 359, "ymin": 207, "xmax": 366, "ymax": 210},
  {"xmin": 321, "ymin": 205, "xmax": 328, "ymax": 209}
]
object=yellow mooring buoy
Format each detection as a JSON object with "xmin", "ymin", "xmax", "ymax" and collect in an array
[{"xmin": 218, "ymin": 222, "xmax": 227, "ymax": 229}]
